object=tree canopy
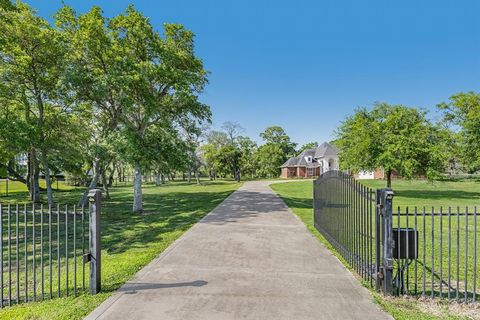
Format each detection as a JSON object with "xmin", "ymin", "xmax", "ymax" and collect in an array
[{"xmin": 336, "ymin": 103, "xmax": 448, "ymax": 187}]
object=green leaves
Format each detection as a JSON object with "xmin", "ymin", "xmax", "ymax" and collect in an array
[
  {"xmin": 336, "ymin": 103, "xmax": 448, "ymax": 185},
  {"xmin": 439, "ymin": 92, "xmax": 480, "ymax": 172}
]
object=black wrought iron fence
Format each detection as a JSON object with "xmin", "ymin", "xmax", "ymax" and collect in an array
[
  {"xmin": 393, "ymin": 206, "xmax": 478, "ymax": 302},
  {"xmin": 0, "ymin": 189, "xmax": 101, "ymax": 308},
  {"xmin": 313, "ymin": 170, "xmax": 479, "ymax": 303},
  {"xmin": 313, "ymin": 170, "xmax": 377, "ymax": 286}
]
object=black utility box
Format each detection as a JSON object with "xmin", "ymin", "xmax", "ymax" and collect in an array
[{"xmin": 392, "ymin": 228, "xmax": 418, "ymax": 260}]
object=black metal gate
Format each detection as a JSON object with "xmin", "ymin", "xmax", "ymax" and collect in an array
[
  {"xmin": 314, "ymin": 170, "xmax": 479, "ymax": 302},
  {"xmin": 0, "ymin": 189, "xmax": 101, "ymax": 308},
  {"xmin": 313, "ymin": 171, "xmax": 394, "ymax": 294}
]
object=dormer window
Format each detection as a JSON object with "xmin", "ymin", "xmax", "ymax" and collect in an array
[{"xmin": 305, "ymin": 156, "xmax": 312, "ymax": 163}]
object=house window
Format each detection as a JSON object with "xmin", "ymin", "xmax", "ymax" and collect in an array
[{"xmin": 307, "ymin": 167, "xmax": 313, "ymax": 176}]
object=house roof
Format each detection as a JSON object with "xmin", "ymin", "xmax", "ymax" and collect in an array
[
  {"xmin": 314, "ymin": 142, "xmax": 339, "ymax": 158},
  {"xmin": 281, "ymin": 142, "xmax": 338, "ymax": 168}
]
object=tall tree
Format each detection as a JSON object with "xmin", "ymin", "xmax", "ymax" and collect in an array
[
  {"xmin": 55, "ymin": 5, "xmax": 127, "ymax": 205},
  {"xmin": 336, "ymin": 103, "xmax": 447, "ymax": 187},
  {"xmin": 108, "ymin": 6, "xmax": 210, "ymax": 213},
  {"xmin": 1, "ymin": 1, "xmax": 67, "ymax": 204}
]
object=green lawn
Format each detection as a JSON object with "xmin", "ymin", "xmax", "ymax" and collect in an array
[
  {"xmin": 0, "ymin": 180, "xmax": 241, "ymax": 319},
  {"xmin": 0, "ymin": 179, "xmax": 79, "ymax": 199},
  {"xmin": 271, "ymin": 179, "xmax": 480, "ymax": 320}
]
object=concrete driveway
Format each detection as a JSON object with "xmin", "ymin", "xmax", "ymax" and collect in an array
[{"xmin": 85, "ymin": 181, "xmax": 391, "ymax": 320}]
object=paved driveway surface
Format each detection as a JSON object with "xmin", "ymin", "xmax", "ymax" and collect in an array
[{"xmin": 85, "ymin": 181, "xmax": 391, "ymax": 320}]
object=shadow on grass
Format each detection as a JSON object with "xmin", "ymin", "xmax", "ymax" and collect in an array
[{"xmin": 101, "ymin": 190, "xmax": 235, "ymax": 256}]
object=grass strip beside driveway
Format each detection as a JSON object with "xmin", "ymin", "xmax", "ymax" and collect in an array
[{"xmin": 0, "ymin": 180, "xmax": 241, "ymax": 320}]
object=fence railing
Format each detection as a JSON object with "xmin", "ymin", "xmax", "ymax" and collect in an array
[
  {"xmin": 313, "ymin": 171, "xmax": 479, "ymax": 303},
  {"xmin": 0, "ymin": 189, "xmax": 101, "ymax": 308},
  {"xmin": 313, "ymin": 171, "xmax": 377, "ymax": 286},
  {"xmin": 393, "ymin": 206, "xmax": 477, "ymax": 302}
]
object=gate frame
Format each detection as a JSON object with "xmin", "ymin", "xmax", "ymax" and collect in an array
[{"xmin": 376, "ymin": 188, "xmax": 394, "ymax": 295}]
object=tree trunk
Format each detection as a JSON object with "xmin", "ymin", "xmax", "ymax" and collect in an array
[
  {"xmin": 101, "ymin": 171, "xmax": 110, "ymax": 199},
  {"xmin": 29, "ymin": 150, "xmax": 41, "ymax": 203},
  {"xmin": 133, "ymin": 163, "xmax": 143, "ymax": 213},
  {"xmin": 108, "ymin": 166, "xmax": 115, "ymax": 187},
  {"xmin": 78, "ymin": 158, "xmax": 100, "ymax": 206},
  {"xmin": 155, "ymin": 173, "xmax": 161, "ymax": 186},
  {"xmin": 188, "ymin": 170, "xmax": 192, "ymax": 183},
  {"xmin": 386, "ymin": 169, "xmax": 392, "ymax": 188},
  {"xmin": 194, "ymin": 168, "xmax": 201, "ymax": 185},
  {"xmin": 40, "ymin": 149, "xmax": 54, "ymax": 206},
  {"xmin": 161, "ymin": 174, "xmax": 165, "ymax": 184}
]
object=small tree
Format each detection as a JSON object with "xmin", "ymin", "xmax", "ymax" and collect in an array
[{"xmin": 336, "ymin": 103, "xmax": 447, "ymax": 187}]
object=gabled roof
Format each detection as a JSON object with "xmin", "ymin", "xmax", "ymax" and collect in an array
[
  {"xmin": 281, "ymin": 142, "xmax": 338, "ymax": 168},
  {"xmin": 314, "ymin": 142, "xmax": 338, "ymax": 158},
  {"xmin": 281, "ymin": 156, "xmax": 299, "ymax": 167}
]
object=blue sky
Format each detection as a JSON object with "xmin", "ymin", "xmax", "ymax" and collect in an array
[{"xmin": 26, "ymin": 0, "xmax": 480, "ymax": 146}]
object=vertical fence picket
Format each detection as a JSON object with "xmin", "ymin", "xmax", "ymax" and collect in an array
[
  {"xmin": 16, "ymin": 204, "xmax": 19, "ymax": 304},
  {"xmin": 406, "ymin": 206, "xmax": 410, "ymax": 294},
  {"xmin": 369, "ymin": 188, "xmax": 374, "ymax": 287},
  {"xmin": 422, "ymin": 207, "xmax": 426, "ymax": 297},
  {"xmin": 474, "ymin": 206, "xmax": 477, "ymax": 302},
  {"xmin": 73, "ymin": 205, "xmax": 77, "ymax": 296},
  {"xmin": 49, "ymin": 205, "xmax": 52, "ymax": 299},
  {"xmin": 431, "ymin": 206, "xmax": 434, "ymax": 298},
  {"xmin": 414, "ymin": 207, "xmax": 418, "ymax": 296},
  {"xmin": 82, "ymin": 205, "xmax": 85, "ymax": 292},
  {"xmin": 57, "ymin": 204, "xmax": 60, "ymax": 297},
  {"xmin": 24, "ymin": 204, "xmax": 27, "ymax": 303},
  {"xmin": 1, "ymin": 203, "xmax": 3, "ymax": 308},
  {"xmin": 32, "ymin": 203, "xmax": 36, "ymax": 302},
  {"xmin": 448, "ymin": 207, "xmax": 451, "ymax": 300},
  {"xmin": 396, "ymin": 206, "xmax": 400, "ymax": 295},
  {"xmin": 41, "ymin": 204, "xmax": 44, "ymax": 300},
  {"xmin": 456, "ymin": 206, "xmax": 460, "ymax": 301},
  {"xmin": 465, "ymin": 207, "xmax": 468, "ymax": 303},
  {"xmin": 65, "ymin": 204, "xmax": 69, "ymax": 297},
  {"xmin": 439, "ymin": 207, "xmax": 443, "ymax": 298},
  {"xmin": 8, "ymin": 204, "xmax": 11, "ymax": 306}
]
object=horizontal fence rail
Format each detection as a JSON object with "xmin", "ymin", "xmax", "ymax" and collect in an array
[{"xmin": 0, "ymin": 189, "xmax": 101, "ymax": 308}]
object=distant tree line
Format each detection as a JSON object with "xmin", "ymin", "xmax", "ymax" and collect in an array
[
  {"xmin": 200, "ymin": 123, "xmax": 298, "ymax": 181},
  {"xmin": 335, "ymin": 93, "xmax": 480, "ymax": 187}
]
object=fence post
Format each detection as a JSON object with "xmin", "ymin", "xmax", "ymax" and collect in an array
[
  {"xmin": 379, "ymin": 188, "xmax": 394, "ymax": 295},
  {"xmin": 88, "ymin": 189, "xmax": 101, "ymax": 294}
]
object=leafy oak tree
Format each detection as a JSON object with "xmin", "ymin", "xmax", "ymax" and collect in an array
[
  {"xmin": 438, "ymin": 92, "xmax": 480, "ymax": 173},
  {"xmin": 1, "ymin": 2, "xmax": 68, "ymax": 204},
  {"xmin": 336, "ymin": 103, "xmax": 447, "ymax": 187},
  {"xmin": 108, "ymin": 7, "xmax": 210, "ymax": 212}
]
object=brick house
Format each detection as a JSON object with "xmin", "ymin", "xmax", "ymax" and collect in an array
[{"xmin": 280, "ymin": 142, "xmax": 339, "ymax": 178}]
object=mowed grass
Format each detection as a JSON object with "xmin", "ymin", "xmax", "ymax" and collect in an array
[
  {"xmin": 0, "ymin": 180, "xmax": 241, "ymax": 320},
  {"xmin": 0, "ymin": 179, "xmax": 79, "ymax": 200},
  {"xmin": 270, "ymin": 179, "xmax": 480, "ymax": 320}
]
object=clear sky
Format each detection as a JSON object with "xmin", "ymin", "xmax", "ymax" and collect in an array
[{"xmin": 25, "ymin": 0, "xmax": 480, "ymax": 146}]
